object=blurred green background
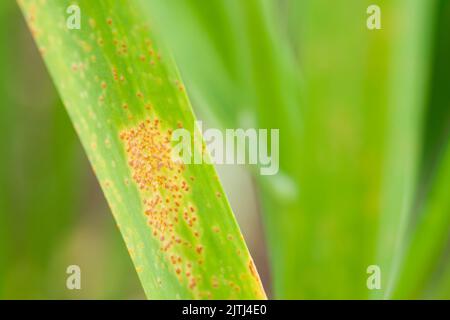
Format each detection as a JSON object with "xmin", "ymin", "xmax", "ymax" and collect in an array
[{"xmin": 0, "ymin": 0, "xmax": 449, "ymax": 299}]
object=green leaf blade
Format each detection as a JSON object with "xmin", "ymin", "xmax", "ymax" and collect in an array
[{"xmin": 18, "ymin": 0, "xmax": 266, "ymax": 299}]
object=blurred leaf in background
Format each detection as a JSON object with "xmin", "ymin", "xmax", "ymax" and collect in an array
[{"xmin": 392, "ymin": 0, "xmax": 450, "ymax": 299}]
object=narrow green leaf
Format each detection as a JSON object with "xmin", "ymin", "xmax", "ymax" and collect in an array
[
  {"xmin": 18, "ymin": 0, "xmax": 265, "ymax": 299},
  {"xmin": 391, "ymin": 0, "xmax": 450, "ymax": 298},
  {"xmin": 374, "ymin": 0, "xmax": 436, "ymax": 299},
  {"xmin": 392, "ymin": 142, "xmax": 450, "ymax": 298}
]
